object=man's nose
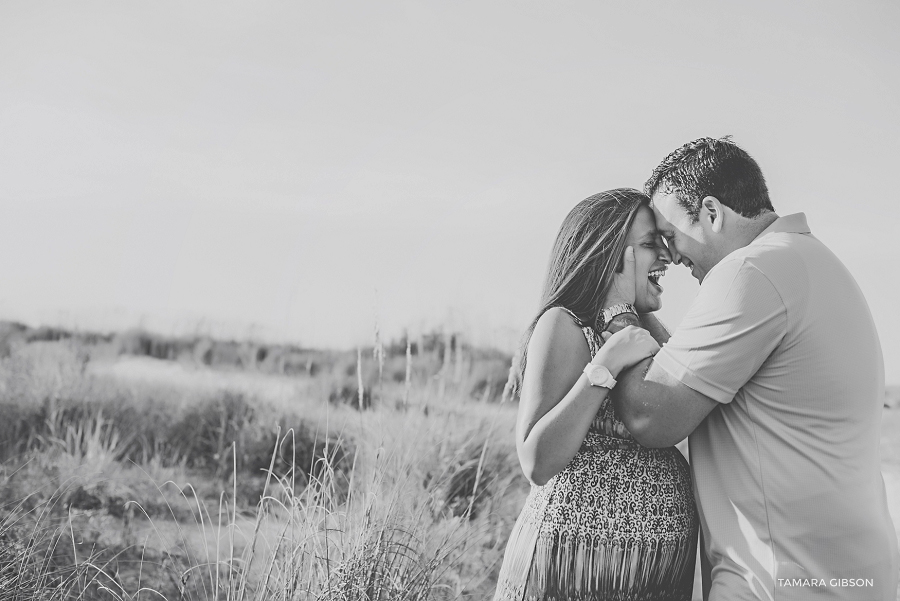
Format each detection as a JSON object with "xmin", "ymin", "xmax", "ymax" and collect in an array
[
  {"xmin": 659, "ymin": 243, "xmax": 675, "ymax": 265},
  {"xmin": 665, "ymin": 244, "xmax": 682, "ymax": 266}
]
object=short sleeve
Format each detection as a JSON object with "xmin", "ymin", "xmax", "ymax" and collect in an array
[{"xmin": 654, "ymin": 258, "xmax": 787, "ymax": 404}]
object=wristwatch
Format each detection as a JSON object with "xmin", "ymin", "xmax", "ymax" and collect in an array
[
  {"xmin": 598, "ymin": 302, "xmax": 637, "ymax": 332},
  {"xmin": 583, "ymin": 362, "xmax": 616, "ymax": 389}
]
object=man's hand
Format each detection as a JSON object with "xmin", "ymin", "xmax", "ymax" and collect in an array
[
  {"xmin": 605, "ymin": 312, "xmax": 640, "ymax": 333},
  {"xmin": 605, "ymin": 246, "xmax": 636, "ymax": 308},
  {"xmin": 638, "ymin": 313, "xmax": 671, "ymax": 345}
]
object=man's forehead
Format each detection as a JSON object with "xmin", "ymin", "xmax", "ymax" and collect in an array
[
  {"xmin": 649, "ymin": 196, "xmax": 672, "ymax": 219},
  {"xmin": 649, "ymin": 188, "xmax": 676, "ymax": 206},
  {"xmin": 649, "ymin": 190, "xmax": 683, "ymax": 223}
]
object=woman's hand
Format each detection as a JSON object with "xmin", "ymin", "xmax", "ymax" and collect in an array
[
  {"xmin": 595, "ymin": 325, "xmax": 659, "ymax": 376},
  {"xmin": 603, "ymin": 246, "xmax": 637, "ymax": 308}
]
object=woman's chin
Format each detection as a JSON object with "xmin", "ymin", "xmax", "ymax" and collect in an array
[
  {"xmin": 639, "ymin": 283, "xmax": 666, "ymax": 312},
  {"xmin": 635, "ymin": 298, "xmax": 662, "ymax": 313}
]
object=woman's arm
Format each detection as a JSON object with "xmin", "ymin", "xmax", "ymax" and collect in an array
[
  {"xmin": 516, "ymin": 308, "xmax": 658, "ymax": 486},
  {"xmin": 515, "ymin": 308, "xmax": 597, "ymax": 486}
]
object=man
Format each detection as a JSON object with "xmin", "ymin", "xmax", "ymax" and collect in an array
[{"xmin": 608, "ymin": 137, "xmax": 899, "ymax": 600}]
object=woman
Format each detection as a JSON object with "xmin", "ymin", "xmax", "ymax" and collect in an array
[{"xmin": 494, "ymin": 188, "xmax": 697, "ymax": 601}]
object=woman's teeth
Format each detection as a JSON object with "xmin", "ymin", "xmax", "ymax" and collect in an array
[{"xmin": 648, "ymin": 269, "xmax": 666, "ymax": 285}]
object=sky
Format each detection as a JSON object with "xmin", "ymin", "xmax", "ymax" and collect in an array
[{"xmin": 1, "ymin": 1, "xmax": 899, "ymax": 381}]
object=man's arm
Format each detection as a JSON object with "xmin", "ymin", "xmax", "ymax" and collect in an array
[
  {"xmin": 603, "ymin": 312, "xmax": 714, "ymax": 447},
  {"xmin": 608, "ymin": 259, "xmax": 787, "ymax": 448},
  {"xmin": 612, "ymin": 357, "xmax": 718, "ymax": 448}
]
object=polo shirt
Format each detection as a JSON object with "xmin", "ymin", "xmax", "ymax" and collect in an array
[{"xmin": 654, "ymin": 213, "xmax": 899, "ymax": 600}]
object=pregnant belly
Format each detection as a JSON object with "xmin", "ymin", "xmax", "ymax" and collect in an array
[{"xmin": 541, "ymin": 444, "xmax": 697, "ymax": 542}]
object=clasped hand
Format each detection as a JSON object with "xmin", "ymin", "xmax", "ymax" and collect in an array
[
  {"xmin": 594, "ymin": 326, "xmax": 659, "ymax": 377},
  {"xmin": 594, "ymin": 246, "xmax": 659, "ymax": 374},
  {"xmin": 604, "ymin": 245, "xmax": 637, "ymax": 307}
]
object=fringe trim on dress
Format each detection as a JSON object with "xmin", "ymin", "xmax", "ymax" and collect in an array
[{"xmin": 528, "ymin": 530, "xmax": 695, "ymax": 601}]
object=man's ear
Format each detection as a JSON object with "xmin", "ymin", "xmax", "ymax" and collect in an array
[{"xmin": 700, "ymin": 196, "xmax": 725, "ymax": 233}]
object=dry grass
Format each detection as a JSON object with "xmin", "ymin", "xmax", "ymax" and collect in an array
[
  {"xmin": 7, "ymin": 331, "xmax": 895, "ymax": 599},
  {"xmin": 0, "ymin": 335, "xmax": 526, "ymax": 600}
]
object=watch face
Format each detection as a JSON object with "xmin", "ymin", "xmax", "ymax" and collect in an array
[{"xmin": 587, "ymin": 364, "xmax": 612, "ymax": 387}]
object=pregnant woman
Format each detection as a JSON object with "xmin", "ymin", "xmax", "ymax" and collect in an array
[{"xmin": 494, "ymin": 188, "xmax": 698, "ymax": 601}]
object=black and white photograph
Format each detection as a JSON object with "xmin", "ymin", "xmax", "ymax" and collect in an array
[{"xmin": 0, "ymin": 2, "xmax": 898, "ymax": 599}]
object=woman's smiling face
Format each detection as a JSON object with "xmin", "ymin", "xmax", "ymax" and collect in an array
[{"xmin": 625, "ymin": 205, "xmax": 671, "ymax": 313}]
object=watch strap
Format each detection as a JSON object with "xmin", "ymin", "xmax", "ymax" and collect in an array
[{"xmin": 598, "ymin": 302, "xmax": 637, "ymax": 331}]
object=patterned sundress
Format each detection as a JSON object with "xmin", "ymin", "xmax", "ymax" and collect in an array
[{"xmin": 494, "ymin": 310, "xmax": 698, "ymax": 601}]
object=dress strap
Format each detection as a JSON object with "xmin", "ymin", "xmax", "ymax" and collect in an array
[
  {"xmin": 555, "ymin": 306, "xmax": 603, "ymax": 358},
  {"xmin": 555, "ymin": 306, "xmax": 585, "ymax": 327}
]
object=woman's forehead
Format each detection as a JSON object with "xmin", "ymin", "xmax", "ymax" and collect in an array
[{"xmin": 627, "ymin": 205, "xmax": 657, "ymax": 241}]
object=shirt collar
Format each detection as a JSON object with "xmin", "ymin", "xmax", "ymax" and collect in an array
[{"xmin": 754, "ymin": 212, "xmax": 811, "ymax": 241}]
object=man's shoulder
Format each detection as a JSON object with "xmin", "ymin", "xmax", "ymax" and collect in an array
[
  {"xmin": 698, "ymin": 244, "xmax": 797, "ymax": 314},
  {"xmin": 716, "ymin": 232, "xmax": 815, "ymax": 284},
  {"xmin": 705, "ymin": 245, "xmax": 782, "ymax": 288}
]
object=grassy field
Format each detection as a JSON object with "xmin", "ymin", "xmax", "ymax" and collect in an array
[
  {"xmin": 0, "ymin": 323, "xmax": 897, "ymax": 600},
  {"xmin": 0, "ymin": 325, "xmax": 525, "ymax": 599}
]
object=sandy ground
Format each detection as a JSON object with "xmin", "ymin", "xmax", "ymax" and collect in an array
[
  {"xmin": 89, "ymin": 356, "xmax": 314, "ymax": 400},
  {"xmin": 885, "ymin": 465, "xmax": 900, "ymax": 537},
  {"xmin": 880, "ymin": 407, "xmax": 900, "ymax": 542}
]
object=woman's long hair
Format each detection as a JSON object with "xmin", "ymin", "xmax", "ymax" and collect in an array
[{"xmin": 507, "ymin": 188, "xmax": 649, "ymax": 400}]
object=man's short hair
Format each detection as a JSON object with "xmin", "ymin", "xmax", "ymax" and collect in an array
[{"xmin": 644, "ymin": 136, "xmax": 774, "ymax": 223}]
